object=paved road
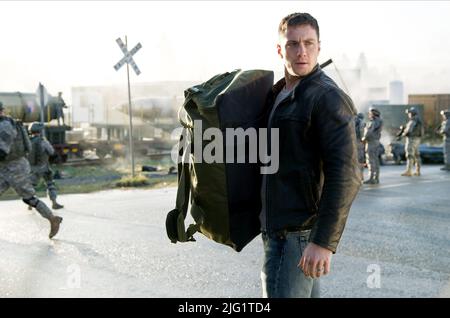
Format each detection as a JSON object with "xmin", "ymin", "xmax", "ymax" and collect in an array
[{"xmin": 0, "ymin": 165, "xmax": 449, "ymax": 297}]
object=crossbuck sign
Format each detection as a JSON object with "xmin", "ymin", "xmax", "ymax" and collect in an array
[{"xmin": 114, "ymin": 37, "xmax": 142, "ymax": 75}]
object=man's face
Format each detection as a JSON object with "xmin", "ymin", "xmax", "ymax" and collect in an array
[{"xmin": 277, "ymin": 24, "xmax": 320, "ymax": 77}]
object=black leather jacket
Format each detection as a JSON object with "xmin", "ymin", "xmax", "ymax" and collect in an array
[{"xmin": 263, "ymin": 65, "xmax": 361, "ymax": 253}]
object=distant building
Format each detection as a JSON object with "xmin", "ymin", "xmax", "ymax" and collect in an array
[
  {"xmin": 368, "ymin": 100, "xmax": 389, "ymax": 107},
  {"xmin": 322, "ymin": 52, "xmax": 390, "ymax": 112},
  {"xmin": 389, "ymin": 81, "xmax": 404, "ymax": 104},
  {"xmin": 71, "ymin": 81, "xmax": 197, "ymax": 125},
  {"xmin": 70, "ymin": 81, "xmax": 197, "ymax": 141}
]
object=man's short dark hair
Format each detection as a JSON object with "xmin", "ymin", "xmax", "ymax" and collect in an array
[{"xmin": 278, "ymin": 13, "xmax": 320, "ymax": 40}]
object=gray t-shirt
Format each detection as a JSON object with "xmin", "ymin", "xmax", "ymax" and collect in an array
[{"xmin": 259, "ymin": 84, "xmax": 295, "ymax": 231}]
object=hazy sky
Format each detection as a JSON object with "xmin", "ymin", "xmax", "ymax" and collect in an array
[{"xmin": 1, "ymin": 1, "xmax": 450, "ymax": 102}]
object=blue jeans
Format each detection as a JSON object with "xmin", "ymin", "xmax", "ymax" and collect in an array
[{"xmin": 261, "ymin": 230, "xmax": 320, "ymax": 298}]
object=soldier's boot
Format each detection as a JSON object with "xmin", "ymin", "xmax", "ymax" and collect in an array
[
  {"xmin": 414, "ymin": 163, "xmax": 421, "ymax": 176},
  {"xmin": 375, "ymin": 169, "xmax": 380, "ymax": 184},
  {"xmin": 363, "ymin": 170, "xmax": 374, "ymax": 184},
  {"xmin": 49, "ymin": 216, "xmax": 63, "ymax": 239},
  {"xmin": 35, "ymin": 201, "xmax": 63, "ymax": 239},
  {"xmin": 401, "ymin": 160, "xmax": 413, "ymax": 176},
  {"xmin": 363, "ymin": 173, "xmax": 377, "ymax": 184},
  {"xmin": 52, "ymin": 200, "xmax": 64, "ymax": 210}
]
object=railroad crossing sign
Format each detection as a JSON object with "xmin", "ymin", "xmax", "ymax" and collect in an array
[
  {"xmin": 112, "ymin": 36, "xmax": 142, "ymax": 178},
  {"xmin": 114, "ymin": 37, "xmax": 142, "ymax": 75}
]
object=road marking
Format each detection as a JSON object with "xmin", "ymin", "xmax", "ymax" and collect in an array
[{"xmin": 362, "ymin": 183, "xmax": 411, "ymax": 190}]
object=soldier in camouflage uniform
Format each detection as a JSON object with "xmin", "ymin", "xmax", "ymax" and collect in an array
[
  {"xmin": 354, "ymin": 112, "xmax": 366, "ymax": 180},
  {"xmin": 0, "ymin": 102, "xmax": 62, "ymax": 239},
  {"xmin": 401, "ymin": 107, "xmax": 424, "ymax": 177},
  {"xmin": 437, "ymin": 110, "xmax": 450, "ymax": 171},
  {"xmin": 361, "ymin": 108, "xmax": 383, "ymax": 184},
  {"xmin": 28, "ymin": 122, "xmax": 64, "ymax": 209}
]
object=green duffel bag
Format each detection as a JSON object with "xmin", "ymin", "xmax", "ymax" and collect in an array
[{"xmin": 166, "ymin": 69, "xmax": 274, "ymax": 252}]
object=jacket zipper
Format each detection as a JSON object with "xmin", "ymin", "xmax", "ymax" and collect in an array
[
  {"xmin": 265, "ymin": 86, "xmax": 300, "ymax": 232},
  {"xmin": 264, "ymin": 74, "xmax": 319, "ymax": 231}
]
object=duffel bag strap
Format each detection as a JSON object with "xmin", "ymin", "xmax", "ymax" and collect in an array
[{"xmin": 166, "ymin": 128, "xmax": 201, "ymax": 243}]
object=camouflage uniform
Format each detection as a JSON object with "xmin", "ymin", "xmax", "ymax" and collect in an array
[
  {"xmin": 362, "ymin": 109, "xmax": 383, "ymax": 184},
  {"xmin": 0, "ymin": 106, "xmax": 62, "ymax": 239},
  {"xmin": 438, "ymin": 110, "xmax": 450, "ymax": 170},
  {"xmin": 1, "ymin": 157, "xmax": 37, "ymax": 202},
  {"xmin": 29, "ymin": 123, "xmax": 63, "ymax": 209},
  {"xmin": 354, "ymin": 113, "xmax": 366, "ymax": 179},
  {"xmin": 401, "ymin": 108, "xmax": 424, "ymax": 176}
]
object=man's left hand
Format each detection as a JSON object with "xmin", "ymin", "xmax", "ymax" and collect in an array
[{"xmin": 298, "ymin": 242, "xmax": 332, "ymax": 279}]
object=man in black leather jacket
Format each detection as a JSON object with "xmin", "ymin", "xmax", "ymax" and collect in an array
[{"xmin": 260, "ymin": 12, "xmax": 361, "ymax": 298}]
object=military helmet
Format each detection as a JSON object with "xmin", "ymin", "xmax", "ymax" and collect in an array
[
  {"xmin": 29, "ymin": 122, "xmax": 44, "ymax": 133},
  {"xmin": 0, "ymin": 101, "xmax": 4, "ymax": 111},
  {"xmin": 357, "ymin": 112, "xmax": 364, "ymax": 119},
  {"xmin": 369, "ymin": 107, "xmax": 380, "ymax": 117},
  {"xmin": 406, "ymin": 107, "xmax": 417, "ymax": 115}
]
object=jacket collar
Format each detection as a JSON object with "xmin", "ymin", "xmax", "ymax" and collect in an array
[{"xmin": 271, "ymin": 64, "xmax": 322, "ymax": 100}]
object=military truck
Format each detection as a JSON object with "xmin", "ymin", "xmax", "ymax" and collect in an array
[{"xmin": 0, "ymin": 91, "xmax": 81, "ymax": 163}]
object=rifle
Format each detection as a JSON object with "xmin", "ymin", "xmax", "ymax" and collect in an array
[
  {"xmin": 396, "ymin": 125, "xmax": 405, "ymax": 141},
  {"xmin": 435, "ymin": 123, "xmax": 442, "ymax": 135}
]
